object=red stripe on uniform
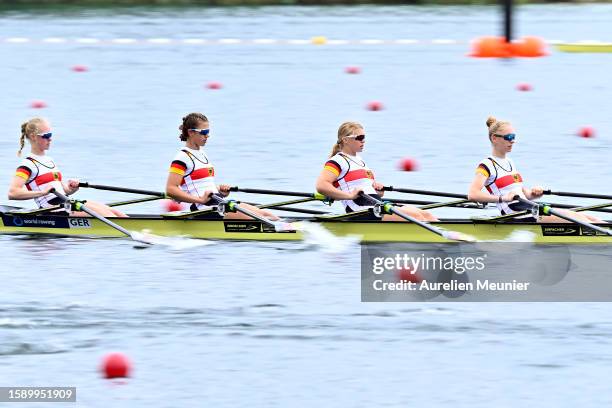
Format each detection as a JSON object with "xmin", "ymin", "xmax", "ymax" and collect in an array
[
  {"xmin": 494, "ymin": 174, "xmax": 522, "ymax": 189},
  {"xmin": 343, "ymin": 169, "xmax": 369, "ymax": 182},
  {"xmin": 190, "ymin": 167, "xmax": 215, "ymax": 180},
  {"xmin": 34, "ymin": 172, "xmax": 62, "ymax": 185}
]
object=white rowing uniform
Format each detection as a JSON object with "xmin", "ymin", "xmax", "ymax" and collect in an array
[
  {"xmin": 324, "ymin": 152, "xmax": 379, "ymax": 213},
  {"xmin": 476, "ymin": 156, "xmax": 532, "ymax": 218},
  {"xmin": 14, "ymin": 154, "xmax": 66, "ymax": 208},
  {"xmin": 169, "ymin": 147, "xmax": 218, "ymax": 210}
]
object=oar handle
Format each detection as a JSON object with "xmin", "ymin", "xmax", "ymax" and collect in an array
[
  {"xmin": 79, "ymin": 182, "xmax": 166, "ymax": 198},
  {"xmin": 383, "ymin": 186, "xmax": 467, "ymax": 199}
]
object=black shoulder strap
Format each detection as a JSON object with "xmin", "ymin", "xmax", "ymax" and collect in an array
[
  {"xmin": 484, "ymin": 157, "xmax": 498, "ymax": 187},
  {"xmin": 336, "ymin": 153, "xmax": 351, "ymax": 181},
  {"xmin": 181, "ymin": 149, "xmax": 196, "ymax": 177},
  {"xmin": 25, "ymin": 157, "xmax": 41, "ymax": 180}
]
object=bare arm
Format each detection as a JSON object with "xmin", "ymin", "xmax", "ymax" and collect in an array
[
  {"xmin": 467, "ymin": 173, "xmax": 514, "ymax": 203},
  {"xmin": 165, "ymin": 172, "xmax": 212, "ymax": 204},
  {"xmin": 8, "ymin": 176, "xmax": 51, "ymax": 201},
  {"xmin": 315, "ymin": 169, "xmax": 361, "ymax": 200}
]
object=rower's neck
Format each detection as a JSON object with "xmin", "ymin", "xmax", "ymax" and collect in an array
[
  {"xmin": 340, "ymin": 147, "xmax": 358, "ymax": 157},
  {"xmin": 30, "ymin": 147, "xmax": 45, "ymax": 156},
  {"xmin": 491, "ymin": 149, "xmax": 507, "ymax": 160},
  {"xmin": 185, "ymin": 142, "xmax": 200, "ymax": 150}
]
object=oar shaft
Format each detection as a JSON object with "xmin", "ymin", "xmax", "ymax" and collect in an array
[
  {"xmin": 516, "ymin": 197, "xmax": 612, "ymax": 236},
  {"xmin": 51, "ymin": 189, "xmax": 132, "ymax": 237},
  {"xmin": 210, "ymin": 195, "xmax": 277, "ymax": 228},
  {"xmin": 384, "ymin": 186, "xmax": 467, "ymax": 199},
  {"xmin": 79, "ymin": 182, "xmax": 166, "ymax": 198},
  {"xmin": 230, "ymin": 187, "xmax": 320, "ymax": 199},
  {"xmin": 360, "ymin": 193, "xmax": 446, "ymax": 238},
  {"xmin": 545, "ymin": 190, "xmax": 612, "ymax": 201}
]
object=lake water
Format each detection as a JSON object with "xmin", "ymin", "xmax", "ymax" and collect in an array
[{"xmin": 1, "ymin": 4, "xmax": 611, "ymax": 407}]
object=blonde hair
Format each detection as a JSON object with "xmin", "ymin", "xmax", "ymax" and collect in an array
[
  {"xmin": 486, "ymin": 115, "xmax": 512, "ymax": 141},
  {"xmin": 19, "ymin": 117, "xmax": 46, "ymax": 156},
  {"xmin": 329, "ymin": 121, "xmax": 364, "ymax": 157}
]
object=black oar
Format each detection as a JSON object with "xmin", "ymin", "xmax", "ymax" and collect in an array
[
  {"xmin": 359, "ymin": 193, "xmax": 476, "ymax": 242},
  {"xmin": 79, "ymin": 182, "xmax": 166, "ymax": 198},
  {"xmin": 514, "ymin": 196, "xmax": 612, "ymax": 236},
  {"xmin": 544, "ymin": 190, "xmax": 612, "ymax": 201},
  {"xmin": 230, "ymin": 186, "xmax": 328, "ymax": 200},
  {"xmin": 51, "ymin": 189, "xmax": 158, "ymax": 244},
  {"xmin": 383, "ymin": 186, "xmax": 467, "ymax": 199}
]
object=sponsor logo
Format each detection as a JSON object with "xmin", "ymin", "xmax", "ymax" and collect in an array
[
  {"xmin": 1, "ymin": 214, "xmax": 69, "ymax": 229},
  {"xmin": 541, "ymin": 226, "xmax": 580, "ymax": 236},
  {"xmin": 224, "ymin": 221, "xmax": 262, "ymax": 233},
  {"xmin": 68, "ymin": 218, "xmax": 92, "ymax": 229}
]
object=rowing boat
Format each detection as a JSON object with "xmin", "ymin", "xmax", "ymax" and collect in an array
[
  {"xmin": 1, "ymin": 205, "xmax": 610, "ymax": 243},
  {"xmin": 554, "ymin": 42, "xmax": 612, "ymax": 53}
]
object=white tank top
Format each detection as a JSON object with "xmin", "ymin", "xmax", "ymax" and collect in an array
[
  {"xmin": 15, "ymin": 154, "xmax": 66, "ymax": 208},
  {"xmin": 169, "ymin": 148, "xmax": 218, "ymax": 210},
  {"xmin": 324, "ymin": 152, "xmax": 377, "ymax": 212},
  {"xmin": 476, "ymin": 156, "xmax": 526, "ymax": 215}
]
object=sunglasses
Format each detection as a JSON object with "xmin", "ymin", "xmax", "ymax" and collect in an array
[
  {"xmin": 346, "ymin": 134, "xmax": 366, "ymax": 142},
  {"xmin": 190, "ymin": 129, "xmax": 210, "ymax": 136},
  {"xmin": 37, "ymin": 132, "xmax": 53, "ymax": 140},
  {"xmin": 493, "ymin": 133, "xmax": 516, "ymax": 142}
]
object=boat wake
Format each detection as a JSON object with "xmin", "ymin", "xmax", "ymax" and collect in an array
[
  {"xmin": 295, "ymin": 222, "xmax": 361, "ymax": 254},
  {"xmin": 131, "ymin": 230, "xmax": 215, "ymax": 250}
]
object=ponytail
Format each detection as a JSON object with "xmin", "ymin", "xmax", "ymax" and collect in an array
[{"xmin": 18, "ymin": 118, "xmax": 45, "ymax": 156}]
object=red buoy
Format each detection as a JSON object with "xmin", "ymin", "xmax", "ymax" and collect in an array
[
  {"xmin": 366, "ymin": 101, "xmax": 383, "ymax": 111},
  {"xmin": 101, "ymin": 352, "xmax": 131, "ymax": 379},
  {"xmin": 206, "ymin": 81, "xmax": 223, "ymax": 90},
  {"xmin": 345, "ymin": 66, "xmax": 361, "ymax": 74},
  {"xmin": 398, "ymin": 157, "xmax": 418, "ymax": 172},
  {"xmin": 516, "ymin": 83, "xmax": 533, "ymax": 92},
  {"xmin": 397, "ymin": 267, "xmax": 422, "ymax": 283},
  {"xmin": 162, "ymin": 200, "xmax": 184, "ymax": 212},
  {"xmin": 71, "ymin": 65, "xmax": 89, "ymax": 72},
  {"xmin": 578, "ymin": 126, "xmax": 595, "ymax": 138},
  {"xmin": 29, "ymin": 100, "xmax": 48, "ymax": 109}
]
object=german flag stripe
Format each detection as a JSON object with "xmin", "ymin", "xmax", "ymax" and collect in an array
[
  {"xmin": 170, "ymin": 160, "xmax": 187, "ymax": 175},
  {"xmin": 34, "ymin": 172, "xmax": 62, "ymax": 185},
  {"xmin": 324, "ymin": 160, "xmax": 341, "ymax": 176},
  {"xmin": 190, "ymin": 167, "xmax": 215, "ymax": 180},
  {"xmin": 15, "ymin": 166, "xmax": 32, "ymax": 180},
  {"xmin": 344, "ymin": 169, "xmax": 370, "ymax": 182},
  {"xmin": 324, "ymin": 165, "xmax": 340, "ymax": 176},
  {"xmin": 495, "ymin": 174, "xmax": 523, "ymax": 189},
  {"xmin": 476, "ymin": 164, "xmax": 490, "ymax": 177}
]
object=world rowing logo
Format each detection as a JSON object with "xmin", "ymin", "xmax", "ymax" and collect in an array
[{"xmin": 12, "ymin": 217, "xmax": 24, "ymax": 227}]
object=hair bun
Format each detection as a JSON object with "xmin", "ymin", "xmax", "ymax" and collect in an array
[{"xmin": 486, "ymin": 116, "xmax": 497, "ymax": 128}]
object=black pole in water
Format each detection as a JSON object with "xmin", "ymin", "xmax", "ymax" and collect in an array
[{"xmin": 503, "ymin": 0, "xmax": 513, "ymax": 42}]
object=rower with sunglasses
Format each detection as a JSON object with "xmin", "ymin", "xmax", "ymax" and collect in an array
[
  {"xmin": 467, "ymin": 116, "xmax": 602, "ymax": 223},
  {"xmin": 8, "ymin": 117, "xmax": 126, "ymax": 217},
  {"xmin": 316, "ymin": 121, "xmax": 437, "ymax": 221},
  {"xmin": 166, "ymin": 112, "xmax": 279, "ymax": 221}
]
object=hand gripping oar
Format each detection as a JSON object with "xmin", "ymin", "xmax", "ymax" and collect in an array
[
  {"xmin": 51, "ymin": 189, "xmax": 159, "ymax": 245},
  {"xmin": 208, "ymin": 194, "xmax": 295, "ymax": 232},
  {"xmin": 514, "ymin": 196, "xmax": 612, "ymax": 236},
  {"xmin": 359, "ymin": 193, "xmax": 476, "ymax": 242}
]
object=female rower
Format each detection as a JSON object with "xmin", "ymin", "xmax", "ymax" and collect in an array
[
  {"xmin": 165, "ymin": 112, "xmax": 278, "ymax": 221},
  {"xmin": 8, "ymin": 117, "xmax": 126, "ymax": 217},
  {"xmin": 467, "ymin": 116, "xmax": 602, "ymax": 223},
  {"xmin": 316, "ymin": 121, "xmax": 437, "ymax": 221}
]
